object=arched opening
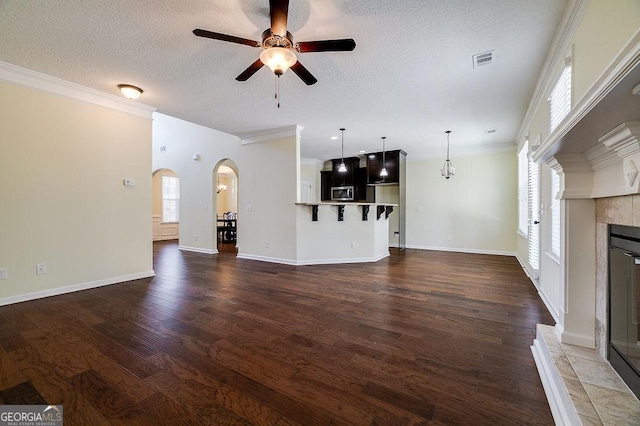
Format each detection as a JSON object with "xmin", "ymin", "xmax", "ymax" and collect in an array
[
  {"xmin": 152, "ymin": 168, "xmax": 180, "ymax": 241},
  {"xmin": 214, "ymin": 160, "xmax": 239, "ymax": 254}
]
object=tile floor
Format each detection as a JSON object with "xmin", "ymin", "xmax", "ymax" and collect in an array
[{"xmin": 538, "ymin": 325, "xmax": 640, "ymax": 425}]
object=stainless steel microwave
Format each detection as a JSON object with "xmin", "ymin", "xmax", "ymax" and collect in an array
[{"xmin": 331, "ymin": 186, "xmax": 354, "ymax": 201}]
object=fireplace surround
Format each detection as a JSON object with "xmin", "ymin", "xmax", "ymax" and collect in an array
[{"xmin": 608, "ymin": 223, "xmax": 640, "ymax": 398}]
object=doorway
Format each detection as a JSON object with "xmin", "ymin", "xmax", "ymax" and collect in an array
[
  {"xmin": 152, "ymin": 168, "xmax": 180, "ymax": 241},
  {"xmin": 214, "ymin": 161, "xmax": 238, "ymax": 254}
]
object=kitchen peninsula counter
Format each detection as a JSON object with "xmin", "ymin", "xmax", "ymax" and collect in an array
[{"xmin": 294, "ymin": 202, "xmax": 396, "ymax": 265}]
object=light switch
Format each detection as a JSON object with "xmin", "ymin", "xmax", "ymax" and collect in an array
[{"xmin": 123, "ymin": 179, "xmax": 135, "ymax": 187}]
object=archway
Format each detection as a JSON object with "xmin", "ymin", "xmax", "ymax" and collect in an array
[
  {"xmin": 152, "ymin": 168, "xmax": 180, "ymax": 241},
  {"xmin": 214, "ymin": 159, "xmax": 239, "ymax": 254}
]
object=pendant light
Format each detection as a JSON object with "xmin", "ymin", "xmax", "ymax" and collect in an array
[
  {"xmin": 216, "ymin": 172, "xmax": 227, "ymax": 193},
  {"xmin": 380, "ymin": 136, "xmax": 388, "ymax": 178},
  {"xmin": 338, "ymin": 128, "xmax": 347, "ymax": 173},
  {"xmin": 441, "ymin": 130, "xmax": 455, "ymax": 179}
]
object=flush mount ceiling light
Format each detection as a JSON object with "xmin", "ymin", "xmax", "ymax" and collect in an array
[
  {"xmin": 380, "ymin": 136, "xmax": 388, "ymax": 178},
  {"xmin": 118, "ymin": 84, "xmax": 143, "ymax": 100},
  {"xmin": 338, "ymin": 128, "xmax": 347, "ymax": 173},
  {"xmin": 440, "ymin": 130, "xmax": 455, "ymax": 179}
]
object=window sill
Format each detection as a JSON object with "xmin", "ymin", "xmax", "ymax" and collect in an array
[
  {"xmin": 517, "ymin": 230, "xmax": 528, "ymax": 238},
  {"xmin": 545, "ymin": 251, "xmax": 560, "ymax": 265}
]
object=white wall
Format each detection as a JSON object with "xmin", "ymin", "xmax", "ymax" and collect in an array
[
  {"xmin": 0, "ymin": 79, "xmax": 153, "ymax": 304},
  {"xmin": 375, "ymin": 185, "xmax": 400, "ymax": 247},
  {"xmin": 300, "ymin": 158, "xmax": 323, "ymax": 202},
  {"xmin": 152, "ymin": 113, "xmax": 299, "ymax": 261},
  {"xmin": 405, "ymin": 150, "xmax": 517, "ymax": 254}
]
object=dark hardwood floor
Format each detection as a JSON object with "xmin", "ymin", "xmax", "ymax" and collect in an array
[{"xmin": 0, "ymin": 241, "xmax": 554, "ymax": 425}]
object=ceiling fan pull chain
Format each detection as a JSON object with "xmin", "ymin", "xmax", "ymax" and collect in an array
[{"xmin": 276, "ymin": 75, "xmax": 280, "ymax": 108}]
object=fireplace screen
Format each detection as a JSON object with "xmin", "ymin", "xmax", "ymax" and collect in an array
[{"xmin": 609, "ymin": 224, "xmax": 640, "ymax": 398}]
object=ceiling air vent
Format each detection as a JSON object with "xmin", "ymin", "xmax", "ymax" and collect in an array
[{"xmin": 473, "ymin": 50, "xmax": 494, "ymax": 68}]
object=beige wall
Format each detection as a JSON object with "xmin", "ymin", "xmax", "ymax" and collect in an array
[
  {"xmin": 406, "ymin": 150, "xmax": 517, "ymax": 254},
  {"xmin": 0, "ymin": 81, "xmax": 153, "ymax": 303}
]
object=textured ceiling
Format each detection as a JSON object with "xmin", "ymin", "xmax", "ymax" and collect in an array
[{"xmin": 0, "ymin": 0, "xmax": 567, "ymax": 160}]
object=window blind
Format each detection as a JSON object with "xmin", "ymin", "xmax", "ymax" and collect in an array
[
  {"xmin": 549, "ymin": 59, "xmax": 572, "ymax": 132},
  {"xmin": 162, "ymin": 176, "xmax": 180, "ymax": 222},
  {"xmin": 518, "ymin": 145, "xmax": 529, "ymax": 236},
  {"xmin": 528, "ymin": 157, "xmax": 540, "ymax": 273},
  {"xmin": 551, "ymin": 170, "xmax": 560, "ymax": 258}
]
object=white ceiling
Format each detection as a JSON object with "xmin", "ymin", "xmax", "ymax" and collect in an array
[{"xmin": 0, "ymin": 0, "xmax": 568, "ymax": 160}]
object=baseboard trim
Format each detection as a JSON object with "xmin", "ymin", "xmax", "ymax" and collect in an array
[
  {"xmin": 405, "ymin": 245, "xmax": 516, "ymax": 257},
  {"xmin": 295, "ymin": 252, "xmax": 390, "ymax": 266},
  {"xmin": 560, "ymin": 329, "xmax": 596, "ymax": 348},
  {"xmin": 531, "ymin": 334, "xmax": 577, "ymax": 426},
  {"xmin": 178, "ymin": 245, "xmax": 216, "ymax": 255},
  {"xmin": 236, "ymin": 253, "xmax": 298, "ymax": 265},
  {"xmin": 0, "ymin": 270, "xmax": 155, "ymax": 307},
  {"xmin": 538, "ymin": 287, "xmax": 561, "ymax": 324},
  {"xmin": 236, "ymin": 252, "xmax": 390, "ymax": 266}
]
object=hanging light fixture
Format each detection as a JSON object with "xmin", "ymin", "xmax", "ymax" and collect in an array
[
  {"xmin": 338, "ymin": 128, "xmax": 347, "ymax": 173},
  {"xmin": 216, "ymin": 172, "xmax": 227, "ymax": 193},
  {"xmin": 441, "ymin": 130, "xmax": 455, "ymax": 179},
  {"xmin": 380, "ymin": 136, "xmax": 388, "ymax": 178}
]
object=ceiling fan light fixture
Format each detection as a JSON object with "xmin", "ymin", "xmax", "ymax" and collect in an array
[
  {"xmin": 259, "ymin": 47, "xmax": 297, "ymax": 75},
  {"xmin": 117, "ymin": 84, "xmax": 143, "ymax": 100}
]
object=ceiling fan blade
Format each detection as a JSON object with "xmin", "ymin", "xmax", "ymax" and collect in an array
[
  {"xmin": 296, "ymin": 39, "xmax": 356, "ymax": 53},
  {"xmin": 236, "ymin": 59, "xmax": 264, "ymax": 81},
  {"xmin": 193, "ymin": 29, "xmax": 260, "ymax": 47},
  {"xmin": 269, "ymin": 0, "xmax": 289, "ymax": 37},
  {"xmin": 290, "ymin": 61, "xmax": 317, "ymax": 86}
]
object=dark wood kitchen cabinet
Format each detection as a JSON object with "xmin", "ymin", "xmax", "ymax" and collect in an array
[
  {"xmin": 367, "ymin": 149, "xmax": 406, "ymax": 184},
  {"xmin": 331, "ymin": 157, "xmax": 360, "ymax": 187},
  {"xmin": 320, "ymin": 171, "xmax": 332, "ymax": 201}
]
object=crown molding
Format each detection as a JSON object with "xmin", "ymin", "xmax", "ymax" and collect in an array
[
  {"xmin": 300, "ymin": 158, "xmax": 324, "ymax": 167},
  {"xmin": 0, "ymin": 61, "xmax": 156, "ymax": 118},
  {"xmin": 239, "ymin": 125, "xmax": 303, "ymax": 145},
  {"xmin": 515, "ymin": 0, "xmax": 590, "ymax": 145}
]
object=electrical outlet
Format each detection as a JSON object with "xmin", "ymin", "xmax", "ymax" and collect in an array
[
  {"xmin": 417, "ymin": 206, "xmax": 423, "ymax": 212},
  {"xmin": 194, "ymin": 235, "xmax": 198, "ymax": 241},
  {"xmin": 351, "ymin": 241, "xmax": 357, "ymax": 249},
  {"xmin": 264, "ymin": 240, "xmax": 269, "ymax": 248},
  {"xmin": 0, "ymin": 268, "xmax": 7, "ymax": 280},
  {"xmin": 447, "ymin": 234, "xmax": 452, "ymax": 241},
  {"xmin": 36, "ymin": 263, "xmax": 47, "ymax": 275},
  {"xmin": 247, "ymin": 204, "xmax": 253, "ymax": 212}
]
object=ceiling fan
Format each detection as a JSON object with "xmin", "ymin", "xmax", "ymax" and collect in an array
[{"xmin": 193, "ymin": 0, "xmax": 356, "ymax": 86}]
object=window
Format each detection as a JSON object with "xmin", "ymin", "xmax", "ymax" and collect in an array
[
  {"xmin": 550, "ymin": 169, "xmax": 560, "ymax": 258},
  {"xmin": 518, "ymin": 144, "xmax": 529, "ymax": 236},
  {"xmin": 549, "ymin": 57, "xmax": 572, "ymax": 132},
  {"xmin": 528, "ymin": 154, "xmax": 540, "ymax": 273},
  {"xmin": 162, "ymin": 176, "xmax": 180, "ymax": 222}
]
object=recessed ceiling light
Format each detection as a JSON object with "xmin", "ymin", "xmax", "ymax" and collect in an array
[{"xmin": 330, "ymin": 136, "xmax": 338, "ymax": 140}]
